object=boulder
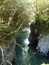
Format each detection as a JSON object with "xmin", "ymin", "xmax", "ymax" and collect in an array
[{"xmin": 36, "ymin": 35, "xmax": 49, "ymax": 56}]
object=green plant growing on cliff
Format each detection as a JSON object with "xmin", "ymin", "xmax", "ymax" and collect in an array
[
  {"xmin": 32, "ymin": 0, "xmax": 49, "ymax": 35},
  {"xmin": 0, "ymin": 0, "xmax": 34, "ymax": 65},
  {"xmin": 0, "ymin": 0, "xmax": 33, "ymax": 45}
]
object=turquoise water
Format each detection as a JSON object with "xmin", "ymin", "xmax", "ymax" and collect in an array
[{"xmin": 15, "ymin": 31, "xmax": 49, "ymax": 65}]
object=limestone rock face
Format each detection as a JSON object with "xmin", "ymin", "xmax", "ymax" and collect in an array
[
  {"xmin": 36, "ymin": 35, "xmax": 49, "ymax": 55},
  {"xmin": 29, "ymin": 22, "xmax": 49, "ymax": 56}
]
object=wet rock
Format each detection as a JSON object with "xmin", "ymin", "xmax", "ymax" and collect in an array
[
  {"xmin": 12, "ymin": 57, "xmax": 19, "ymax": 65},
  {"xmin": 47, "ymin": 51, "xmax": 49, "ymax": 58},
  {"xmin": 36, "ymin": 35, "xmax": 49, "ymax": 55},
  {"xmin": 28, "ymin": 22, "xmax": 49, "ymax": 58},
  {"xmin": 28, "ymin": 23, "xmax": 39, "ymax": 49}
]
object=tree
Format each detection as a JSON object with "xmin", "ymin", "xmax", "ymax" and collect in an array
[
  {"xmin": 32, "ymin": 0, "xmax": 49, "ymax": 35},
  {"xmin": 0, "ymin": 0, "xmax": 34, "ymax": 64},
  {"xmin": 0, "ymin": 0, "xmax": 33, "ymax": 45}
]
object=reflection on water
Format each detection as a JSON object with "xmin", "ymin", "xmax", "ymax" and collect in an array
[
  {"xmin": 24, "ymin": 38, "xmax": 29, "ymax": 45},
  {"xmin": 15, "ymin": 28, "xmax": 49, "ymax": 65}
]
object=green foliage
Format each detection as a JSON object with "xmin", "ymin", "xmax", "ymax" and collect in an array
[
  {"xmin": 32, "ymin": 0, "xmax": 49, "ymax": 35},
  {"xmin": 0, "ymin": 0, "xmax": 49, "ymax": 45},
  {"xmin": 0, "ymin": 0, "xmax": 33, "ymax": 45}
]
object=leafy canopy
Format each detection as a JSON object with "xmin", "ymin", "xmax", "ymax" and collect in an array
[
  {"xmin": 0, "ymin": 0, "xmax": 33, "ymax": 45},
  {"xmin": 32, "ymin": 0, "xmax": 49, "ymax": 35}
]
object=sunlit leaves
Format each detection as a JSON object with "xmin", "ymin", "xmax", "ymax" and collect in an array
[
  {"xmin": 0, "ymin": 0, "xmax": 33, "ymax": 45},
  {"xmin": 31, "ymin": 0, "xmax": 49, "ymax": 35},
  {"xmin": 37, "ymin": 0, "xmax": 49, "ymax": 12},
  {"xmin": 41, "ymin": 63, "xmax": 49, "ymax": 65}
]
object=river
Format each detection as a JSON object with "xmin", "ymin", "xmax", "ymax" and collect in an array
[{"xmin": 15, "ymin": 28, "xmax": 49, "ymax": 65}]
